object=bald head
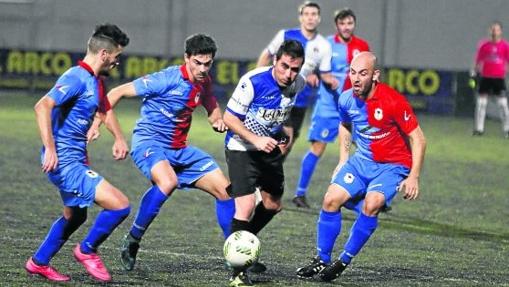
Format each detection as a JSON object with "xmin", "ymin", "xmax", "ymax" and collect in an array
[
  {"xmin": 349, "ymin": 51, "xmax": 380, "ymax": 99},
  {"xmin": 351, "ymin": 51, "xmax": 377, "ymax": 73}
]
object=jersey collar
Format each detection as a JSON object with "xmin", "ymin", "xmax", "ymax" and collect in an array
[
  {"xmin": 334, "ymin": 34, "xmax": 354, "ymax": 44},
  {"xmin": 78, "ymin": 60, "xmax": 96, "ymax": 77},
  {"xmin": 180, "ymin": 64, "xmax": 190, "ymax": 81}
]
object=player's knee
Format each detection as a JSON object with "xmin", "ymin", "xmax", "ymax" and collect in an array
[
  {"xmin": 362, "ymin": 196, "xmax": 385, "ymax": 216},
  {"xmin": 262, "ymin": 199, "xmax": 282, "ymax": 212},
  {"xmin": 322, "ymin": 190, "xmax": 344, "ymax": 212},
  {"xmin": 68, "ymin": 207, "xmax": 88, "ymax": 227},
  {"xmin": 155, "ymin": 179, "xmax": 177, "ymax": 195}
]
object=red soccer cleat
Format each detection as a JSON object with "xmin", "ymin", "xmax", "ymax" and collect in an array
[
  {"xmin": 25, "ymin": 257, "xmax": 71, "ymax": 282},
  {"xmin": 73, "ymin": 244, "xmax": 112, "ymax": 282}
]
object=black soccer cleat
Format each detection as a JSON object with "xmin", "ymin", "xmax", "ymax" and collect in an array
[
  {"xmin": 292, "ymin": 196, "xmax": 310, "ymax": 208},
  {"xmin": 229, "ymin": 271, "xmax": 253, "ymax": 287},
  {"xmin": 472, "ymin": 130, "xmax": 484, "ymax": 136},
  {"xmin": 247, "ymin": 261, "xmax": 267, "ymax": 273},
  {"xmin": 296, "ymin": 256, "xmax": 327, "ymax": 279},
  {"xmin": 120, "ymin": 233, "xmax": 140, "ymax": 271},
  {"xmin": 319, "ymin": 259, "xmax": 348, "ymax": 282}
]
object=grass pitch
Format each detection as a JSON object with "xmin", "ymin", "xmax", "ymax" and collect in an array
[{"xmin": 0, "ymin": 94, "xmax": 508, "ymax": 286}]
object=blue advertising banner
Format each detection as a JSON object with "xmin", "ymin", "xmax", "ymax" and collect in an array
[{"xmin": 0, "ymin": 48, "xmax": 455, "ymax": 114}]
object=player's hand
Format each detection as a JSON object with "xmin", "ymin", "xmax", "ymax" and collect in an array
[
  {"xmin": 212, "ymin": 119, "xmax": 228, "ymax": 133},
  {"xmin": 306, "ymin": 74, "xmax": 320, "ymax": 87},
  {"xmin": 253, "ymin": 136, "xmax": 278, "ymax": 153},
  {"xmin": 112, "ymin": 138, "xmax": 129, "ymax": 160},
  {"xmin": 398, "ymin": 176, "xmax": 419, "ymax": 200},
  {"xmin": 42, "ymin": 147, "xmax": 58, "ymax": 173},
  {"xmin": 87, "ymin": 126, "xmax": 101, "ymax": 143}
]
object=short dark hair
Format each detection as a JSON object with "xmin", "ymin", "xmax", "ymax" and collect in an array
[
  {"xmin": 334, "ymin": 8, "xmax": 356, "ymax": 23},
  {"xmin": 299, "ymin": 1, "xmax": 320, "ymax": 15},
  {"xmin": 88, "ymin": 23, "xmax": 129, "ymax": 53},
  {"xmin": 185, "ymin": 33, "xmax": 217, "ymax": 58},
  {"xmin": 275, "ymin": 40, "xmax": 305, "ymax": 61}
]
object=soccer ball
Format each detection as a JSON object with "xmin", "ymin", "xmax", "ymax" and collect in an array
[{"xmin": 223, "ymin": 231, "xmax": 261, "ymax": 268}]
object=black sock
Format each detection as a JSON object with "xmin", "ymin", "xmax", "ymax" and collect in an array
[
  {"xmin": 231, "ymin": 218, "xmax": 250, "ymax": 233},
  {"xmin": 248, "ymin": 203, "xmax": 278, "ymax": 235}
]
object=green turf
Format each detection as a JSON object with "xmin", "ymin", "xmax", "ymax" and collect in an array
[{"xmin": 0, "ymin": 94, "xmax": 508, "ymax": 286}]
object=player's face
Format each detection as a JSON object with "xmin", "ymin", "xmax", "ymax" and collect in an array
[
  {"xmin": 490, "ymin": 23, "xmax": 502, "ymax": 40},
  {"xmin": 336, "ymin": 16, "xmax": 356, "ymax": 41},
  {"xmin": 349, "ymin": 54, "xmax": 379, "ymax": 98},
  {"xmin": 185, "ymin": 53, "xmax": 214, "ymax": 83},
  {"xmin": 273, "ymin": 53, "xmax": 304, "ymax": 87},
  {"xmin": 101, "ymin": 46, "xmax": 123, "ymax": 72},
  {"xmin": 299, "ymin": 6, "xmax": 321, "ymax": 32}
]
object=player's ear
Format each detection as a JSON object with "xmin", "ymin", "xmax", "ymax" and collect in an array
[{"xmin": 372, "ymin": 69, "xmax": 381, "ymax": 82}]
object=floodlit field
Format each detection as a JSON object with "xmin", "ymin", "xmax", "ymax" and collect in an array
[{"xmin": 0, "ymin": 94, "xmax": 508, "ymax": 286}]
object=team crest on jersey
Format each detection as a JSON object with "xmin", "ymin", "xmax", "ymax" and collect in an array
[
  {"xmin": 353, "ymin": 49, "xmax": 361, "ymax": 57},
  {"xmin": 194, "ymin": 93, "xmax": 200, "ymax": 104},
  {"xmin": 280, "ymin": 96, "xmax": 292, "ymax": 106},
  {"xmin": 85, "ymin": 170, "xmax": 99, "ymax": 178},
  {"xmin": 374, "ymin": 108, "xmax": 383, "ymax": 120},
  {"xmin": 344, "ymin": 173, "xmax": 355, "ymax": 184}
]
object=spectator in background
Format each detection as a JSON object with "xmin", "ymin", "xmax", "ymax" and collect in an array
[{"xmin": 472, "ymin": 21, "xmax": 509, "ymax": 138}]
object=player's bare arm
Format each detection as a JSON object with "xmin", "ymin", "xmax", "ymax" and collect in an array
[
  {"xmin": 320, "ymin": 72, "xmax": 340, "ymax": 90},
  {"xmin": 223, "ymin": 110, "xmax": 278, "ymax": 153},
  {"xmin": 87, "ymin": 114, "xmax": 102, "ymax": 143},
  {"xmin": 34, "ymin": 95, "xmax": 58, "ymax": 173},
  {"xmin": 398, "ymin": 126, "xmax": 426, "ymax": 200},
  {"xmin": 333, "ymin": 122, "xmax": 352, "ymax": 176},
  {"xmin": 101, "ymin": 109, "xmax": 129, "ymax": 160},
  {"xmin": 256, "ymin": 49, "xmax": 272, "ymax": 67},
  {"xmin": 107, "ymin": 82, "xmax": 138, "ymax": 107}
]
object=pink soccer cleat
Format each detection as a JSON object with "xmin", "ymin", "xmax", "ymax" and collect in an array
[
  {"xmin": 73, "ymin": 244, "xmax": 112, "ymax": 282},
  {"xmin": 25, "ymin": 257, "xmax": 71, "ymax": 282}
]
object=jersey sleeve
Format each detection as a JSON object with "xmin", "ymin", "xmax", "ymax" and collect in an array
[
  {"xmin": 47, "ymin": 74, "xmax": 84, "ymax": 106},
  {"xmin": 392, "ymin": 92, "xmax": 419, "ymax": 134},
  {"xmin": 226, "ymin": 75, "xmax": 254, "ymax": 119},
  {"xmin": 201, "ymin": 78, "xmax": 218, "ymax": 114},
  {"xmin": 266, "ymin": 30, "xmax": 285, "ymax": 56},
  {"xmin": 133, "ymin": 70, "xmax": 172, "ymax": 97},
  {"xmin": 318, "ymin": 40, "xmax": 332, "ymax": 73}
]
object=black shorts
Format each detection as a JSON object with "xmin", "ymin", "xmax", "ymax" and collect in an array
[
  {"xmin": 478, "ymin": 77, "xmax": 506, "ymax": 95},
  {"xmin": 225, "ymin": 149, "xmax": 285, "ymax": 199},
  {"xmin": 287, "ymin": 106, "xmax": 307, "ymax": 140}
]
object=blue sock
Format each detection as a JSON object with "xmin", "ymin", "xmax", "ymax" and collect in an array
[
  {"xmin": 316, "ymin": 209, "xmax": 341, "ymax": 263},
  {"xmin": 295, "ymin": 151, "xmax": 319, "ymax": 197},
  {"xmin": 81, "ymin": 206, "xmax": 130, "ymax": 254},
  {"xmin": 215, "ymin": 198, "xmax": 235, "ymax": 238},
  {"xmin": 340, "ymin": 212, "xmax": 378, "ymax": 264},
  {"xmin": 130, "ymin": 185, "xmax": 169, "ymax": 240},
  {"xmin": 33, "ymin": 217, "xmax": 69, "ymax": 265}
]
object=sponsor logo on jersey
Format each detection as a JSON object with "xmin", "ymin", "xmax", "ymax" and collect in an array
[
  {"xmin": 142, "ymin": 76, "xmax": 151, "ymax": 87},
  {"xmin": 169, "ymin": 90, "xmax": 183, "ymax": 96},
  {"xmin": 257, "ymin": 107, "xmax": 290, "ymax": 123},
  {"xmin": 77, "ymin": 119, "xmax": 89, "ymax": 125},
  {"xmin": 404, "ymin": 110, "xmax": 411, "ymax": 121},
  {"xmin": 358, "ymin": 131, "xmax": 391, "ymax": 140},
  {"xmin": 56, "ymin": 85, "xmax": 68, "ymax": 94},
  {"xmin": 144, "ymin": 148, "xmax": 154, "ymax": 158}
]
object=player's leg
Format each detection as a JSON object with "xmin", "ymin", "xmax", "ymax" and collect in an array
[
  {"xmin": 75, "ymin": 178, "xmax": 130, "ymax": 282},
  {"xmin": 194, "ymin": 168, "xmax": 235, "ymax": 239},
  {"xmin": 474, "ymin": 78, "xmax": 490, "ymax": 135},
  {"xmin": 297, "ymin": 158, "xmax": 364, "ymax": 279},
  {"xmin": 121, "ymin": 145, "xmax": 178, "ymax": 270},
  {"xmin": 493, "ymin": 80, "xmax": 509, "ymax": 137},
  {"xmin": 320, "ymin": 163, "xmax": 408, "ymax": 282},
  {"xmin": 27, "ymin": 206, "xmax": 87, "ymax": 282},
  {"xmin": 293, "ymin": 116, "xmax": 340, "ymax": 207}
]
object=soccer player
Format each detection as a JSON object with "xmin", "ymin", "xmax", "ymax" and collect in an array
[
  {"xmin": 257, "ymin": 1, "xmax": 338, "ymax": 151},
  {"xmin": 104, "ymin": 34, "xmax": 235, "ymax": 271},
  {"xmin": 224, "ymin": 40, "xmax": 306, "ymax": 287},
  {"xmin": 296, "ymin": 51, "xmax": 426, "ymax": 281},
  {"xmin": 26, "ymin": 24, "xmax": 131, "ymax": 282},
  {"xmin": 472, "ymin": 21, "xmax": 509, "ymax": 138},
  {"xmin": 292, "ymin": 8, "xmax": 370, "ymax": 208}
]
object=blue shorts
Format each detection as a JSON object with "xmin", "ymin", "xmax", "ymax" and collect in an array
[
  {"xmin": 47, "ymin": 162, "xmax": 104, "ymax": 208},
  {"xmin": 131, "ymin": 143, "xmax": 219, "ymax": 189},
  {"xmin": 331, "ymin": 155, "xmax": 409, "ymax": 212},
  {"xmin": 308, "ymin": 116, "xmax": 340, "ymax": 143}
]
